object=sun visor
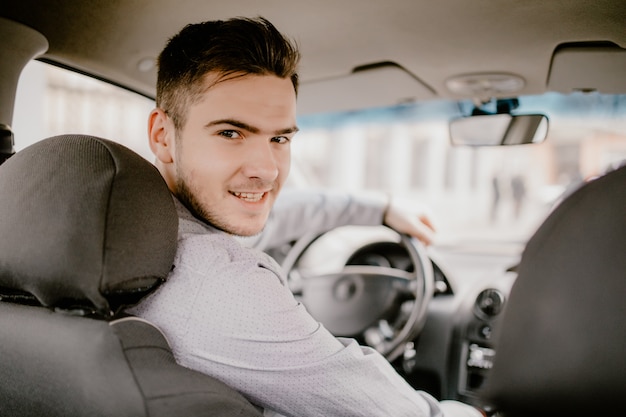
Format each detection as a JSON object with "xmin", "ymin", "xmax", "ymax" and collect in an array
[
  {"xmin": 297, "ymin": 62, "xmax": 436, "ymax": 115},
  {"xmin": 0, "ymin": 17, "xmax": 48, "ymax": 126},
  {"xmin": 547, "ymin": 43, "xmax": 626, "ymax": 94}
]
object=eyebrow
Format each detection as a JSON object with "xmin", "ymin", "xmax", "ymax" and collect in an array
[{"xmin": 206, "ymin": 119, "xmax": 299, "ymax": 136}]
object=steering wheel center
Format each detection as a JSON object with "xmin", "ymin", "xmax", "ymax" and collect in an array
[
  {"xmin": 282, "ymin": 228, "xmax": 435, "ymax": 362},
  {"xmin": 334, "ymin": 276, "xmax": 360, "ymax": 301}
]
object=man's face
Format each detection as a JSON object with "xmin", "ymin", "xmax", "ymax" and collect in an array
[{"xmin": 172, "ymin": 73, "xmax": 298, "ymax": 236}]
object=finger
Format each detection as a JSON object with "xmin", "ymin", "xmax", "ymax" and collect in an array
[
  {"xmin": 412, "ymin": 222, "xmax": 434, "ymax": 246},
  {"xmin": 418, "ymin": 214, "xmax": 436, "ymax": 232}
]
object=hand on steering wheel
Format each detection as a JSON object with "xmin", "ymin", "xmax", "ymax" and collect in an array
[{"xmin": 281, "ymin": 227, "xmax": 434, "ymax": 362}]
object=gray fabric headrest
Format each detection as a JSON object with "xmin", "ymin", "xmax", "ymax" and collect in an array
[{"xmin": 0, "ymin": 135, "xmax": 178, "ymax": 315}]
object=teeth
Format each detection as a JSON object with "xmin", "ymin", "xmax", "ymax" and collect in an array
[{"xmin": 232, "ymin": 191, "xmax": 264, "ymax": 202}]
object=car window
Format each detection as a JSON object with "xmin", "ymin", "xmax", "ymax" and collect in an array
[
  {"xmin": 292, "ymin": 93, "xmax": 626, "ymax": 245},
  {"xmin": 13, "ymin": 60, "xmax": 154, "ymax": 161}
]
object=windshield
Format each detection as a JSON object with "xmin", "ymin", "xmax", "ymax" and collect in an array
[{"xmin": 292, "ymin": 93, "xmax": 626, "ymax": 246}]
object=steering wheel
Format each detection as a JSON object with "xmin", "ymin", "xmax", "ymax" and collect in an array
[{"xmin": 281, "ymin": 227, "xmax": 434, "ymax": 362}]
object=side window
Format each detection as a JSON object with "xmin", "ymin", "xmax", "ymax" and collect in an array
[{"xmin": 13, "ymin": 60, "xmax": 155, "ymax": 160}]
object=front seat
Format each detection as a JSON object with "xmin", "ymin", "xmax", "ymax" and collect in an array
[
  {"xmin": 481, "ymin": 165, "xmax": 626, "ymax": 416},
  {"xmin": 0, "ymin": 135, "xmax": 262, "ymax": 417}
]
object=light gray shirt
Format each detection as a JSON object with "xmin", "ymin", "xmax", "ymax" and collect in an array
[{"xmin": 128, "ymin": 191, "xmax": 481, "ymax": 417}]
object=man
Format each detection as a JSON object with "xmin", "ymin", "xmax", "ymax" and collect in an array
[{"xmin": 129, "ymin": 17, "xmax": 482, "ymax": 417}]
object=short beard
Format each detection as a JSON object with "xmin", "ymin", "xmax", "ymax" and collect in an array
[
  {"xmin": 176, "ymin": 176, "xmax": 215, "ymax": 228},
  {"xmin": 170, "ymin": 130, "xmax": 227, "ymax": 233},
  {"xmin": 175, "ymin": 174, "xmax": 265, "ymax": 237}
]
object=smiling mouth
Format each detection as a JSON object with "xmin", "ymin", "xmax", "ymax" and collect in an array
[{"xmin": 230, "ymin": 191, "xmax": 266, "ymax": 203}]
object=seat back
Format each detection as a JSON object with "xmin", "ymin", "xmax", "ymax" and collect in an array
[
  {"xmin": 482, "ymin": 166, "xmax": 626, "ymax": 416},
  {"xmin": 0, "ymin": 135, "xmax": 262, "ymax": 417}
]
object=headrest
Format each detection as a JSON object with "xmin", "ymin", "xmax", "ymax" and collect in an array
[
  {"xmin": 0, "ymin": 135, "xmax": 178, "ymax": 316},
  {"xmin": 483, "ymin": 165, "xmax": 626, "ymax": 416}
]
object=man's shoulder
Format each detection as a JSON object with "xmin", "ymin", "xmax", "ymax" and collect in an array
[
  {"xmin": 177, "ymin": 220, "xmax": 238, "ymax": 259},
  {"xmin": 173, "ymin": 197, "xmax": 229, "ymax": 240},
  {"xmin": 171, "ymin": 196, "xmax": 284, "ymax": 281}
]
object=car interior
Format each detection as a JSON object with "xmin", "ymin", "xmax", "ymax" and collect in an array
[{"xmin": 1, "ymin": 1, "xmax": 625, "ymax": 416}]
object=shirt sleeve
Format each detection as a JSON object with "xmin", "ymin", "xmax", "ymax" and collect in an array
[{"xmin": 240, "ymin": 188, "xmax": 388, "ymax": 251}]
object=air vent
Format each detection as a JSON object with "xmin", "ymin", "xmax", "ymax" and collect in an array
[{"xmin": 474, "ymin": 289, "xmax": 505, "ymax": 318}]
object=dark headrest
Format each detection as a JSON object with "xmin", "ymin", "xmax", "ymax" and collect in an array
[
  {"xmin": 483, "ymin": 166, "xmax": 626, "ymax": 416},
  {"xmin": 0, "ymin": 135, "xmax": 178, "ymax": 315}
]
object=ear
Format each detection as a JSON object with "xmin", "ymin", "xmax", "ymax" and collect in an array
[{"xmin": 148, "ymin": 108, "xmax": 175, "ymax": 164}]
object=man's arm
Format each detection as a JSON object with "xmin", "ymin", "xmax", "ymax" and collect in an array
[{"xmin": 241, "ymin": 188, "xmax": 435, "ymax": 251}]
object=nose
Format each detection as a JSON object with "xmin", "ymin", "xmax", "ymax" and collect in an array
[{"xmin": 240, "ymin": 138, "xmax": 280, "ymax": 182}]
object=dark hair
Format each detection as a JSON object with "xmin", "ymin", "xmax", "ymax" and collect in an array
[{"xmin": 156, "ymin": 17, "xmax": 300, "ymax": 130}]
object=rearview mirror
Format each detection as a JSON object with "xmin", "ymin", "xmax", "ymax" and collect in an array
[{"xmin": 449, "ymin": 114, "xmax": 548, "ymax": 146}]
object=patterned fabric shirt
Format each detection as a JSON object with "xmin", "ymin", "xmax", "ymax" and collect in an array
[{"xmin": 128, "ymin": 191, "xmax": 481, "ymax": 417}]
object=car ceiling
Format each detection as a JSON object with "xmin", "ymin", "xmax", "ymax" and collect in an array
[{"xmin": 2, "ymin": 0, "xmax": 626, "ymax": 115}]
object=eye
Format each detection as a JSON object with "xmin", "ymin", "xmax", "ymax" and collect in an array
[
  {"xmin": 218, "ymin": 130, "xmax": 242, "ymax": 139},
  {"xmin": 271, "ymin": 136, "xmax": 290, "ymax": 144}
]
